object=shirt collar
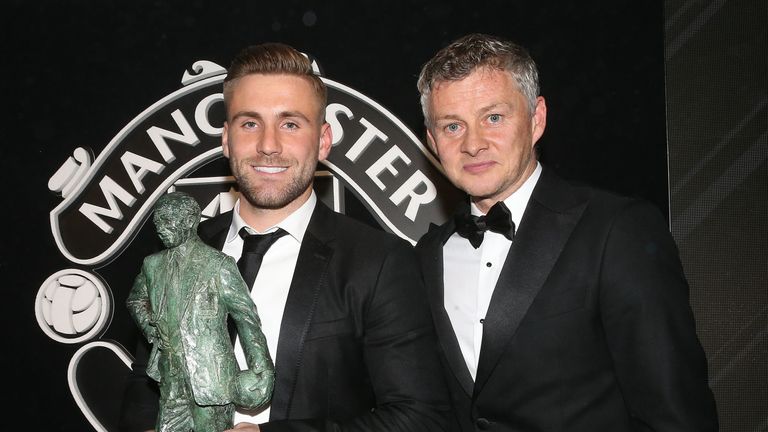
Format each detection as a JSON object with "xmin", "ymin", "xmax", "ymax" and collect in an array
[
  {"xmin": 225, "ymin": 191, "xmax": 316, "ymax": 245},
  {"xmin": 469, "ymin": 162, "xmax": 542, "ymax": 229}
]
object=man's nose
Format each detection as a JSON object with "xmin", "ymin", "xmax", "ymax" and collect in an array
[
  {"xmin": 257, "ymin": 126, "xmax": 282, "ymax": 155},
  {"xmin": 461, "ymin": 127, "xmax": 488, "ymax": 156}
]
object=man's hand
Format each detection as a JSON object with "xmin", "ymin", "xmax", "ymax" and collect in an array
[
  {"xmin": 149, "ymin": 321, "xmax": 170, "ymax": 349},
  {"xmin": 224, "ymin": 421, "xmax": 260, "ymax": 431}
]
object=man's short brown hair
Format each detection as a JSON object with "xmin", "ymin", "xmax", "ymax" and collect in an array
[{"xmin": 223, "ymin": 42, "xmax": 327, "ymax": 119}]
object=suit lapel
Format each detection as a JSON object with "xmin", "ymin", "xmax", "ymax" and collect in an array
[
  {"xmin": 198, "ymin": 211, "xmax": 249, "ymax": 343},
  {"xmin": 269, "ymin": 203, "xmax": 334, "ymax": 419},
  {"xmin": 179, "ymin": 241, "xmax": 208, "ymax": 321},
  {"xmin": 420, "ymin": 222, "xmax": 476, "ymax": 397},
  {"xmin": 198, "ymin": 211, "xmax": 231, "ymax": 250},
  {"xmin": 474, "ymin": 169, "xmax": 588, "ymax": 394}
]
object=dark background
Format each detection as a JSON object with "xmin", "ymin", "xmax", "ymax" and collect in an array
[
  {"xmin": 665, "ymin": 0, "xmax": 767, "ymax": 430},
  {"xmin": 2, "ymin": 0, "xmax": 764, "ymax": 431}
]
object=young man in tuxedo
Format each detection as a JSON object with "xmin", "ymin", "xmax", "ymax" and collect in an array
[
  {"xmin": 415, "ymin": 33, "xmax": 718, "ymax": 431},
  {"xmin": 122, "ymin": 42, "xmax": 449, "ymax": 432}
]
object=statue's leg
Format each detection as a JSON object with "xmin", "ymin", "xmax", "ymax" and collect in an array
[
  {"xmin": 156, "ymin": 376, "xmax": 195, "ymax": 432},
  {"xmin": 192, "ymin": 402, "xmax": 235, "ymax": 431}
]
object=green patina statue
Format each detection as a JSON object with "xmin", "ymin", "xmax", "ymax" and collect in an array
[{"xmin": 127, "ymin": 191, "xmax": 274, "ymax": 432}]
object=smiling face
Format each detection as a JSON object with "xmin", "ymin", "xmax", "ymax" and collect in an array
[
  {"xmin": 222, "ymin": 73, "xmax": 331, "ymax": 222},
  {"xmin": 426, "ymin": 67, "xmax": 546, "ymax": 213}
]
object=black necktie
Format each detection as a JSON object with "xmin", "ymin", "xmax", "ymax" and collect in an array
[
  {"xmin": 237, "ymin": 227, "xmax": 288, "ymax": 289},
  {"xmin": 454, "ymin": 201, "xmax": 516, "ymax": 249}
]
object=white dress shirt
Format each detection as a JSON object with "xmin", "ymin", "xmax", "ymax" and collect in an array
[
  {"xmin": 443, "ymin": 163, "xmax": 542, "ymax": 380},
  {"xmin": 221, "ymin": 192, "xmax": 316, "ymax": 424}
]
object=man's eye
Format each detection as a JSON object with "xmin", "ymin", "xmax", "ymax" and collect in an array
[
  {"xmin": 446, "ymin": 123, "xmax": 460, "ymax": 133},
  {"xmin": 488, "ymin": 114, "xmax": 502, "ymax": 123},
  {"xmin": 283, "ymin": 122, "xmax": 298, "ymax": 130},
  {"xmin": 243, "ymin": 121, "xmax": 257, "ymax": 129}
]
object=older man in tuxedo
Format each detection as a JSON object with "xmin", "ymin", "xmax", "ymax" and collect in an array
[{"xmin": 415, "ymin": 33, "xmax": 718, "ymax": 431}]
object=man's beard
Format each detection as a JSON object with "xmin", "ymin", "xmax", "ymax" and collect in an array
[{"xmin": 232, "ymin": 158, "xmax": 315, "ymax": 210}]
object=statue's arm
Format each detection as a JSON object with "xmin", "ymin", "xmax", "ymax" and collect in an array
[
  {"xmin": 220, "ymin": 257, "xmax": 274, "ymax": 374},
  {"xmin": 126, "ymin": 264, "xmax": 157, "ymax": 344}
]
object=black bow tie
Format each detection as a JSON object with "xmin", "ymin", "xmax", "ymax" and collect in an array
[{"xmin": 454, "ymin": 201, "xmax": 516, "ymax": 248}]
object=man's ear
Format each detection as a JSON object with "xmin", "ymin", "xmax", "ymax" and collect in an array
[
  {"xmin": 426, "ymin": 128, "xmax": 439, "ymax": 157},
  {"xmin": 531, "ymin": 96, "xmax": 547, "ymax": 146},
  {"xmin": 318, "ymin": 122, "xmax": 332, "ymax": 162},
  {"xmin": 184, "ymin": 214, "xmax": 198, "ymax": 230},
  {"xmin": 222, "ymin": 121, "xmax": 230, "ymax": 159}
]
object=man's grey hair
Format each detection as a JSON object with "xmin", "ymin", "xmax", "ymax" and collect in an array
[{"xmin": 417, "ymin": 33, "xmax": 540, "ymax": 126}]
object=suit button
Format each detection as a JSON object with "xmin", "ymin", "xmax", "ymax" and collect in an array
[{"xmin": 476, "ymin": 418, "xmax": 491, "ymax": 430}]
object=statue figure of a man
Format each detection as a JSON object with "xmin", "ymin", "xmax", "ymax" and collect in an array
[{"xmin": 127, "ymin": 191, "xmax": 274, "ymax": 432}]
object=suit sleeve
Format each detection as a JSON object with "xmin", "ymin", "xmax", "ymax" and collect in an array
[
  {"xmin": 121, "ymin": 262, "xmax": 160, "ymax": 432},
  {"xmin": 261, "ymin": 241, "xmax": 451, "ymax": 432},
  {"xmin": 125, "ymin": 263, "xmax": 157, "ymax": 345},
  {"xmin": 599, "ymin": 200, "xmax": 718, "ymax": 431},
  {"xmin": 219, "ymin": 255, "xmax": 274, "ymax": 375}
]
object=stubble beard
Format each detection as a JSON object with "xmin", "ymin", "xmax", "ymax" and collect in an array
[{"xmin": 232, "ymin": 157, "xmax": 315, "ymax": 210}]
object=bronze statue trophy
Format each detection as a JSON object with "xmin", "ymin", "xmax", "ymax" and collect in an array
[{"xmin": 127, "ymin": 192, "xmax": 274, "ymax": 432}]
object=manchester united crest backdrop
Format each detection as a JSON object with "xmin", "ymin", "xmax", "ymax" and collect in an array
[{"xmin": 2, "ymin": 1, "xmax": 765, "ymax": 431}]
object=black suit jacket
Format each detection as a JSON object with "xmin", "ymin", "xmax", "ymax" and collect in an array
[
  {"xmin": 415, "ymin": 167, "xmax": 718, "ymax": 432},
  {"xmin": 122, "ymin": 201, "xmax": 450, "ymax": 432}
]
